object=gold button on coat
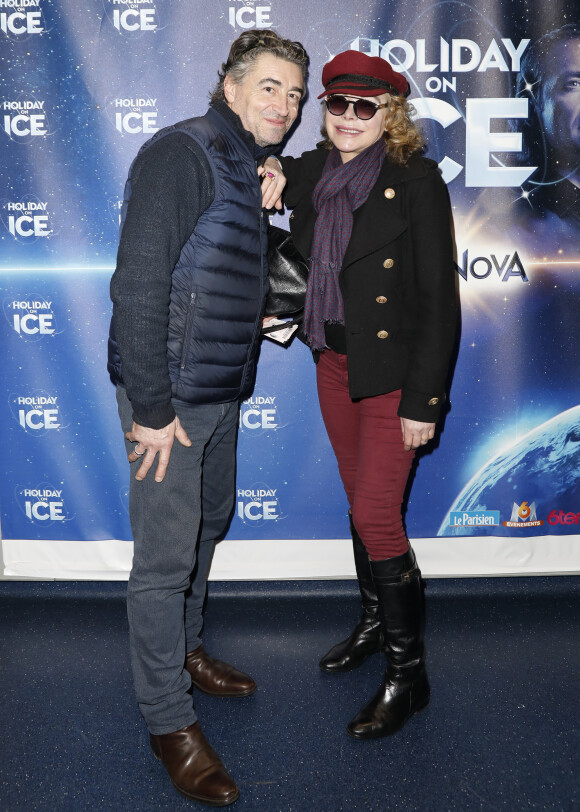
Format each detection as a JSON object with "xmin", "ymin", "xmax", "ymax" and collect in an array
[
  {"xmin": 383, "ymin": 258, "xmax": 394, "ymax": 269},
  {"xmin": 384, "ymin": 187, "xmax": 395, "ymax": 199},
  {"xmin": 428, "ymin": 397, "xmax": 440, "ymax": 406},
  {"xmin": 377, "ymin": 330, "xmax": 389, "ymax": 339},
  {"xmin": 376, "ymin": 296, "xmax": 387, "ymax": 304}
]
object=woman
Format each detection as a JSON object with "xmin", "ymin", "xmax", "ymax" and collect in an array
[{"xmin": 263, "ymin": 50, "xmax": 458, "ymax": 739}]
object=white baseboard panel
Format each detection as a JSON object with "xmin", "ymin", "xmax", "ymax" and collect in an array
[{"xmin": 2, "ymin": 536, "xmax": 579, "ymax": 580}]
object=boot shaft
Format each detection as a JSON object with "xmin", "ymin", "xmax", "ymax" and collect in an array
[
  {"xmin": 349, "ymin": 512, "xmax": 379, "ymax": 613},
  {"xmin": 370, "ymin": 549, "xmax": 425, "ymax": 675}
]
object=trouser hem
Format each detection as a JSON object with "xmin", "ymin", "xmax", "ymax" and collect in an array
[{"xmin": 147, "ymin": 712, "xmax": 198, "ymax": 737}]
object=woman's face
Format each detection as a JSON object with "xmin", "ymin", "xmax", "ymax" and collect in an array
[{"xmin": 324, "ymin": 93, "xmax": 390, "ymax": 162}]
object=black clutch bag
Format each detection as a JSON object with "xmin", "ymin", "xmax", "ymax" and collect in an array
[{"xmin": 264, "ymin": 224, "xmax": 309, "ymax": 318}]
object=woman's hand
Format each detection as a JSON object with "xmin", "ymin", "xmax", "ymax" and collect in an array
[
  {"xmin": 258, "ymin": 157, "xmax": 286, "ymax": 210},
  {"xmin": 400, "ymin": 418, "xmax": 436, "ymax": 452}
]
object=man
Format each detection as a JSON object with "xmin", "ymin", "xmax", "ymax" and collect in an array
[
  {"xmin": 108, "ymin": 30, "xmax": 307, "ymax": 805},
  {"xmin": 511, "ymin": 23, "xmax": 580, "ymax": 252}
]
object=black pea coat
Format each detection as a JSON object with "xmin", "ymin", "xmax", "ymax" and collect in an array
[{"xmin": 280, "ymin": 147, "xmax": 458, "ymax": 424}]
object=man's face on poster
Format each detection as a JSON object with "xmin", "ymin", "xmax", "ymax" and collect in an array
[{"xmin": 538, "ymin": 37, "xmax": 580, "ymax": 168}]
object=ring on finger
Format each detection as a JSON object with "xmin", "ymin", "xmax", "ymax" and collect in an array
[
  {"xmin": 266, "ymin": 171, "xmax": 276, "ymax": 179},
  {"xmin": 134, "ymin": 447, "xmax": 145, "ymax": 456}
]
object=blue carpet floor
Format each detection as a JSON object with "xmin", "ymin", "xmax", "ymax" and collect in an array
[{"xmin": 0, "ymin": 577, "xmax": 578, "ymax": 811}]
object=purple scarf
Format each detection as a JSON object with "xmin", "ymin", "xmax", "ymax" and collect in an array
[{"xmin": 303, "ymin": 140, "xmax": 386, "ymax": 350}]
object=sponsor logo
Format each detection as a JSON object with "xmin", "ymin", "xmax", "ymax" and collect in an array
[
  {"xmin": 2, "ymin": 199, "xmax": 52, "ymax": 241},
  {"xmin": 236, "ymin": 483, "xmax": 283, "ymax": 525},
  {"xmin": 349, "ymin": 35, "xmax": 529, "ymax": 76},
  {"xmin": 3, "ymin": 98, "xmax": 49, "ymax": 142},
  {"xmin": 455, "ymin": 250, "xmax": 527, "ymax": 283},
  {"xmin": 106, "ymin": 96, "xmax": 159, "ymax": 136},
  {"xmin": 4, "ymin": 296, "xmax": 58, "ymax": 339},
  {"xmin": 449, "ymin": 510, "xmax": 500, "ymax": 527},
  {"xmin": 547, "ymin": 510, "xmax": 580, "ymax": 526},
  {"xmin": 0, "ymin": 0, "xmax": 45, "ymax": 39},
  {"xmin": 103, "ymin": 0, "xmax": 160, "ymax": 35},
  {"xmin": 239, "ymin": 391, "xmax": 280, "ymax": 434},
  {"xmin": 346, "ymin": 36, "xmax": 535, "ymax": 187},
  {"xmin": 228, "ymin": 1, "xmax": 272, "ymax": 30},
  {"xmin": 17, "ymin": 483, "xmax": 68, "ymax": 523},
  {"xmin": 9, "ymin": 392, "xmax": 65, "ymax": 434},
  {"xmin": 502, "ymin": 501, "xmax": 544, "ymax": 528}
]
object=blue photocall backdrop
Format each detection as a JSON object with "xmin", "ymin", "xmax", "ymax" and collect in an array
[{"xmin": 1, "ymin": 0, "xmax": 579, "ymax": 576}]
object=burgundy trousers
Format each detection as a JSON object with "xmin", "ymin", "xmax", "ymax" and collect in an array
[{"xmin": 316, "ymin": 350, "xmax": 415, "ymax": 561}]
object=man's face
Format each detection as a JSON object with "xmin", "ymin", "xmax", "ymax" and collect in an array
[
  {"xmin": 224, "ymin": 53, "xmax": 304, "ymax": 147},
  {"xmin": 538, "ymin": 37, "xmax": 580, "ymax": 166}
]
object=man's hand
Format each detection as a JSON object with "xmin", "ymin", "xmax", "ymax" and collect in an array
[
  {"xmin": 125, "ymin": 417, "xmax": 192, "ymax": 482},
  {"xmin": 400, "ymin": 418, "xmax": 436, "ymax": 452},
  {"xmin": 258, "ymin": 158, "xmax": 286, "ymax": 210}
]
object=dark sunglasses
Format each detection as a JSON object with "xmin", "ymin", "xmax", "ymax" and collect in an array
[{"xmin": 324, "ymin": 95, "xmax": 389, "ymax": 120}]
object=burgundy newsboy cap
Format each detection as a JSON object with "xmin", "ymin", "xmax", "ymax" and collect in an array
[{"xmin": 318, "ymin": 50, "xmax": 410, "ymax": 99}]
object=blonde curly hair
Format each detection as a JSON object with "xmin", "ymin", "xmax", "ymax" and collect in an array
[{"xmin": 321, "ymin": 93, "xmax": 424, "ymax": 165}]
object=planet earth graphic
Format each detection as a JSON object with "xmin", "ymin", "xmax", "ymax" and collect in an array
[{"xmin": 438, "ymin": 406, "xmax": 580, "ymax": 536}]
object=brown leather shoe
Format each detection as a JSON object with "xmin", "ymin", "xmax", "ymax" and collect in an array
[
  {"xmin": 185, "ymin": 645, "xmax": 257, "ymax": 697},
  {"xmin": 150, "ymin": 722, "xmax": 239, "ymax": 806}
]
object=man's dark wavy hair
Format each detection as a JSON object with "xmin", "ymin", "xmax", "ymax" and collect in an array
[{"xmin": 210, "ymin": 29, "xmax": 309, "ymax": 104}]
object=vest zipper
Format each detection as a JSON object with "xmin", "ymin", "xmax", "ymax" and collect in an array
[
  {"xmin": 259, "ymin": 208, "xmax": 266, "ymax": 301},
  {"xmin": 180, "ymin": 291, "xmax": 197, "ymax": 370},
  {"xmin": 240, "ymin": 207, "xmax": 265, "ymax": 392}
]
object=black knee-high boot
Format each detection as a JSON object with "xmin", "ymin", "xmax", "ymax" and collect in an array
[
  {"xmin": 347, "ymin": 547, "xmax": 429, "ymax": 739},
  {"xmin": 319, "ymin": 514, "xmax": 384, "ymax": 673}
]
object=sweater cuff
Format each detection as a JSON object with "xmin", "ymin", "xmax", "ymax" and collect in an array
[
  {"xmin": 130, "ymin": 399, "xmax": 176, "ymax": 430},
  {"xmin": 397, "ymin": 388, "xmax": 446, "ymax": 423}
]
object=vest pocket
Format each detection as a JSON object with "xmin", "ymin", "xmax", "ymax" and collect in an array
[{"xmin": 180, "ymin": 291, "xmax": 197, "ymax": 370}]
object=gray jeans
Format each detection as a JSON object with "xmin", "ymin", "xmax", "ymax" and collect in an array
[{"xmin": 116, "ymin": 386, "xmax": 239, "ymax": 735}]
